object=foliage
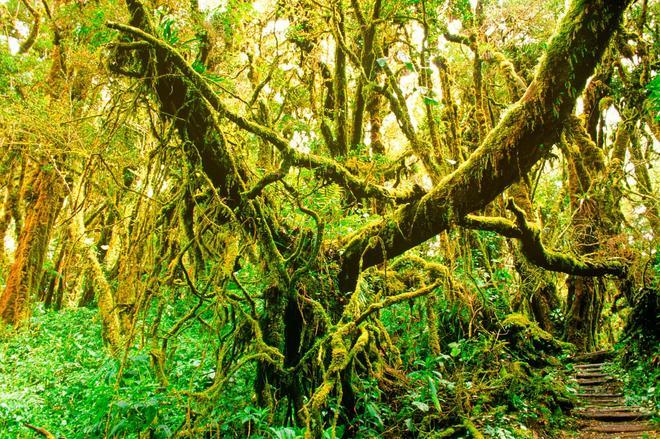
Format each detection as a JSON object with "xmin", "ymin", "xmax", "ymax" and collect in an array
[
  {"xmin": 647, "ymin": 75, "xmax": 660, "ymax": 121},
  {"xmin": 0, "ymin": 0, "xmax": 657, "ymax": 437}
]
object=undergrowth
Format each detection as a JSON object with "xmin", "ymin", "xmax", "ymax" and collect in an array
[{"xmin": 0, "ymin": 292, "xmax": 581, "ymax": 439}]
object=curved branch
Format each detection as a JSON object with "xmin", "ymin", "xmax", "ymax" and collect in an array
[
  {"xmin": 106, "ymin": 21, "xmax": 420, "ymax": 204},
  {"xmin": 337, "ymin": 0, "xmax": 631, "ymax": 291},
  {"xmin": 462, "ymin": 203, "xmax": 627, "ymax": 278},
  {"xmin": 505, "ymin": 199, "xmax": 627, "ymax": 278},
  {"xmin": 460, "ymin": 214, "xmax": 523, "ymax": 239},
  {"xmin": 23, "ymin": 423, "xmax": 55, "ymax": 439},
  {"xmin": 354, "ymin": 280, "xmax": 441, "ymax": 326},
  {"xmin": 243, "ymin": 164, "xmax": 290, "ymax": 200},
  {"xmin": 18, "ymin": 0, "xmax": 40, "ymax": 54}
]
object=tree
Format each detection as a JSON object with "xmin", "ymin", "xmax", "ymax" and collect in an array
[
  {"xmin": 1, "ymin": 0, "xmax": 656, "ymax": 436},
  {"xmin": 104, "ymin": 0, "xmax": 631, "ymax": 430}
]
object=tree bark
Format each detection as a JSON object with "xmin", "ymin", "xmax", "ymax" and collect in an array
[{"xmin": 0, "ymin": 165, "xmax": 64, "ymax": 325}]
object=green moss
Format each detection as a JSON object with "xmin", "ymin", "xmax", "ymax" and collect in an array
[
  {"xmin": 503, "ymin": 312, "xmax": 552, "ymax": 341},
  {"xmin": 502, "ymin": 313, "xmax": 571, "ymax": 366}
]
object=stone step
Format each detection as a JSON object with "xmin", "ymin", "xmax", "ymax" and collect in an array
[
  {"xmin": 576, "ymin": 409, "xmax": 653, "ymax": 422},
  {"xmin": 580, "ymin": 431, "xmax": 658, "ymax": 439},
  {"xmin": 575, "ymin": 370, "xmax": 610, "ymax": 375},
  {"xmin": 575, "ymin": 362, "xmax": 608, "ymax": 369},
  {"xmin": 577, "ymin": 385, "xmax": 623, "ymax": 395},
  {"xmin": 578, "ymin": 393, "xmax": 624, "ymax": 398},
  {"xmin": 577, "ymin": 376, "xmax": 614, "ymax": 386},
  {"xmin": 576, "ymin": 372, "xmax": 609, "ymax": 379},
  {"xmin": 580, "ymin": 406, "xmax": 645, "ymax": 412},
  {"xmin": 579, "ymin": 400, "xmax": 626, "ymax": 408},
  {"xmin": 578, "ymin": 406, "xmax": 652, "ymax": 415},
  {"xmin": 583, "ymin": 421, "xmax": 657, "ymax": 433},
  {"xmin": 577, "ymin": 380, "xmax": 622, "ymax": 388}
]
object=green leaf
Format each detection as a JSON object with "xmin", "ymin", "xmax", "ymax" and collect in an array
[
  {"xmin": 269, "ymin": 426, "xmax": 299, "ymax": 439},
  {"xmin": 366, "ymin": 402, "xmax": 383, "ymax": 427},
  {"xmin": 192, "ymin": 60, "xmax": 206, "ymax": 74},
  {"xmin": 423, "ymin": 96, "xmax": 439, "ymax": 106},
  {"xmin": 428, "ymin": 377, "xmax": 442, "ymax": 413},
  {"xmin": 449, "ymin": 342, "xmax": 461, "ymax": 357},
  {"xmin": 108, "ymin": 419, "xmax": 127, "ymax": 436},
  {"xmin": 412, "ymin": 401, "xmax": 429, "ymax": 412}
]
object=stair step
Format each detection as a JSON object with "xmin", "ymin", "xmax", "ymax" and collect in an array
[
  {"xmin": 575, "ymin": 362, "xmax": 608, "ymax": 369},
  {"xmin": 580, "ymin": 406, "xmax": 644, "ymax": 412},
  {"xmin": 576, "ymin": 372, "xmax": 608, "ymax": 379},
  {"xmin": 584, "ymin": 421, "xmax": 657, "ymax": 433},
  {"xmin": 578, "ymin": 393, "xmax": 624, "ymax": 398},
  {"xmin": 577, "ymin": 377, "xmax": 614, "ymax": 385},
  {"xmin": 581, "ymin": 431, "xmax": 658, "ymax": 438},
  {"xmin": 578, "ymin": 386, "xmax": 622, "ymax": 394},
  {"xmin": 576, "ymin": 409, "xmax": 653, "ymax": 421},
  {"xmin": 579, "ymin": 400, "xmax": 625, "ymax": 407},
  {"xmin": 575, "ymin": 368, "xmax": 606, "ymax": 373}
]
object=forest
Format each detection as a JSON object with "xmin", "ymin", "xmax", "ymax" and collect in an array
[{"xmin": 0, "ymin": 0, "xmax": 658, "ymax": 437}]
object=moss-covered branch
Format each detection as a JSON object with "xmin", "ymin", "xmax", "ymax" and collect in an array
[
  {"xmin": 18, "ymin": 0, "xmax": 40, "ymax": 54},
  {"xmin": 338, "ymin": 0, "xmax": 631, "ymax": 291},
  {"xmin": 376, "ymin": 53, "xmax": 443, "ymax": 182},
  {"xmin": 483, "ymin": 50, "xmax": 527, "ymax": 100},
  {"xmin": 461, "ymin": 205, "xmax": 627, "ymax": 278},
  {"xmin": 243, "ymin": 165, "xmax": 290, "ymax": 200},
  {"xmin": 505, "ymin": 199, "xmax": 627, "ymax": 278},
  {"xmin": 106, "ymin": 22, "xmax": 418, "ymax": 204},
  {"xmin": 354, "ymin": 280, "xmax": 441, "ymax": 326},
  {"xmin": 460, "ymin": 214, "xmax": 523, "ymax": 239}
]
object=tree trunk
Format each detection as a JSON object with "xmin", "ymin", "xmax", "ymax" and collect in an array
[
  {"xmin": 508, "ymin": 181, "xmax": 560, "ymax": 333},
  {"xmin": 0, "ymin": 165, "xmax": 64, "ymax": 325},
  {"xmin": 565, "ymin": 276, "xmax": 603, "ymax": 351},
  {"xmin": 562, "ymin": 113, "xmax": 624, "ymax": 351}
]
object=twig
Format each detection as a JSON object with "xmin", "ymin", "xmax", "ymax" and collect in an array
[{"xmin": 23, "ymin": 423, "xmax": 56, "ymax": 439}]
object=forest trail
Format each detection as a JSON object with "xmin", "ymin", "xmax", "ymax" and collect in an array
[{"xmin": 571, "ymin": 353, "xmax": 657, "ymax": 438}]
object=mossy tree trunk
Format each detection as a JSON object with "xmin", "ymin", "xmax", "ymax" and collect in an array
[
  {"xmin": 484, "ymin": 50, "xmax": 561, "ymax": 333},
  {"xmin": 0, "ymin": 165, "xmax": 64, "ymax": 325},
  {"xmin": 562, "ymin": 125, "xmax": 603, "ymax": 352},
  {"xmin": 562, "ymin": 103, "xmax": 626, "ymax": 351},
  {"xmin": 0, "ymin": 156, "xmax": 22, "ymax": 269},
  {"xmin": 508, "ymin": 181, "xmax": 560, "ymax": 333}
]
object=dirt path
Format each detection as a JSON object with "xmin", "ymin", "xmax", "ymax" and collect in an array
[{"xmin": 572, "ymin": 357, "xmax": 657, "ymax": 438}]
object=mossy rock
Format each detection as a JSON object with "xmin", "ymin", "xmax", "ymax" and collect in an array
[
  {"xmin": 503, "ymin": 313, "xmax": 552, "ymax": 340},
  {"xmin": 502, "ymin": 313, "xmax": 569, "ymax": 366}
]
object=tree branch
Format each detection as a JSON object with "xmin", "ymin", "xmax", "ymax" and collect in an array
[
  {"xmin": 462, "ymin": 204, "xmax": 627, "ymax": 278},
  {"xmin": 354, "ymin": 280, "xmax": 441, "ymax": 326},
  {"xmin": 505, "ymin": 199, "xmax": 626, "ymax": 278},
  {"xmin": 460, "ymin": 214, "xmax": 522, "ymax": 239},
  {"xmin": 337, "ymin": 0, "xmax": 631, "ymax": 291},
  {"xmin": 23, "ymin": 424, "xmax": 55, "ymax": 439},
  {"xmin": 106, "ymin": 21, "xmax": 420, "ymax": 204}
]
